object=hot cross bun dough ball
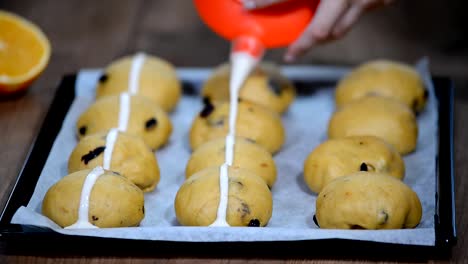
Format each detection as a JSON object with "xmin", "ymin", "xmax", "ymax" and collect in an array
[
  {"xmin": 189, "ymin": 99, "xmax": 285, "ymax": 154},
  {"xmin": 95, "ymin": 53, "xmax": 182, "ymax": 112},
  {"xmin": 304, "ymin": 136, "xmax": 405, "ymax": 193},
  {"xmin": 76, "ymin": 94, "xmax": 172, "ymax": 150},
  {"xmin": 328, "ymin": 96, "xmax": 418, "ymax": 155},
  {"xmin": 335, "ymin": 60, "xmax": 428, "ymax": 113},
  {"xmin": 186, "ymin": 137, "xmax": 277, "ymax": 188},
  {"xmin": 315, "ymin": 172, "xmax": 422, "ymax": 229},
  {"xmin": 68, "ymin": 131, "xmax": 160, "ymax": 192},
  {"xmin": 42, "ymin": 169, "xmax": 145, "ymax": 228},
  {"xmin": 175, "ymin": 166, "xmax": 272, "ymax": 227},
  {"xmin": 202, "ymin": 62, "xmax": 296, "ymax": 114}
]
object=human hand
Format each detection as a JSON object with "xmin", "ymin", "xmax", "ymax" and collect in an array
[{"xmin": 243, "ymin": 0, "xmax": 395, "ymax": 62}]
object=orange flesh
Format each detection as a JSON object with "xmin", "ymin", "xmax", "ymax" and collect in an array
[{"xmin": 0, "ymin": 17, "xmax": 46, "ymax": 77}]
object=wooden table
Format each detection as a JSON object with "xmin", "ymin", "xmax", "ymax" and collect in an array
[{"xmin": 1, "ymin": 0, "xmax": 467, "ymax": 263}]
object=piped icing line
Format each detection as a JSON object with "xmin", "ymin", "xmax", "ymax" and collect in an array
[
  {"xmin": 118, "ymin": 92, "xmax": 131, "ymax": 132},
  {"xmin": 128, "ymin": 53, "xmax": 146, "ymax": 95},
  {"xmin": 210, "ymin": 52, "xmax": 259, "ymax": 227},
  {"xmin": 224, "ymin": 134, "xmax": 236, "ymax": 165},
  {"xmin": 209, "ymin": 164, "xmax": 230, "ymax": 227},
  {"xmin": 103, "ymin": 128, "xmax": 119, "ymax": 170},
  {"xmin": 64, "ymin": 166, "xmax": 105, "ymax": 229}
]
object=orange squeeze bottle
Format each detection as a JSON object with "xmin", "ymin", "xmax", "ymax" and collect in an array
[
  {"xmin": 194, "ymin": 0, "xmax": 319, "ymax": 96},
  {"xmin": 193, "ymin": 0, "xmax": 319, "ymax": 59}
]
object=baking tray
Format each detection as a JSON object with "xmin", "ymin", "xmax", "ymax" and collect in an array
[{"xmin": 0, "ymin": 72, "xmax": 456, "ymax": 259}]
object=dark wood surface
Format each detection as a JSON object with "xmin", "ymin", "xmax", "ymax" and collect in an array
[{"xmin": 1, "ymin": 0, "xmax": 467, "ymax": 263}]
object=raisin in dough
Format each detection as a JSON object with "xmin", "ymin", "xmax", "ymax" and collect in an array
[
  {"xmin": 315, "ymin": 172, "xmax": 422, "ymax": 229},
  {"xmin": 304, "ymin": 136, "xmax": 405, "ymax": 193},
  {"xmin": 189, "ymin": 98, "xmax": 285, "ymax": 153},
  {"xmin": 186, "ymin": 137, "xmax": 277, "ymax": 188},
  {"xmin": 202, "ymin": 62, "xmax": 296, "ymax": 114},
  {"xmin": 328, "ymin": 96, "xmax": 418, "ymax": 155},
  {"xmin": 77, "ymin": 94, "xmax": 172, "ymax": 150},
  {"xmin": 175, "ymin": 166, "xmax": 272, "ymax": 227},
  {"xmin": 42, "ymin": 169, "xmax": 145, "ymax": 228},
  {"xmin": 96, "ymin": 54, "xmax": 182, "ymax": 112},
  {"xmin": 335, "ymin": 60, "xmax": 428, "ymax": 113},
  {"xmin": 68, "ymin": 131, "xmax": 160, "ymax": 192}
]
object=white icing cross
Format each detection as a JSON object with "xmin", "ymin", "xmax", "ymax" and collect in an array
[
  {"xmin": 128, "ymin": 53, "xmax": 146, "ymax": 95},
  {"xmin": 64, "ymin": 166, "xmax": 105, "ymax": 229},
  {"xmin": 103, "ymin": 128, "xmax": 119, "ymax": 170},
  {"xmin": 118, "ymin": 92, "xmax": 131, "ymax": 132}
]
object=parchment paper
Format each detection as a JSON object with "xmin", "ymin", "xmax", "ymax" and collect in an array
[{"xmin": 11, "ymin": 60, "xmax": 438, "ymax": 245}]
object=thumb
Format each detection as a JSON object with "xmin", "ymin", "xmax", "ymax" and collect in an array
[{"xmin": 243, "ymin": 0, "xmax": 289, "ymax": 9}]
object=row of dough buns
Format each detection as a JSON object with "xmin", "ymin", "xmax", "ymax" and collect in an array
[
  {"xmin": 305, "ymin": 60, "xmax": 424, "ymax": 229},
  {"xmin": 42, "ymin": 53, "xmax": 181, "ymax": 228},
  {"xmin": 175, "ymin": 62, "xmax": 296, "ymax": 227}
]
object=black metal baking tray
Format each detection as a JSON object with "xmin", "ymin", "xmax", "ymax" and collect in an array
[{"xmin": 0, "ymin": 74, "xmax": 456, "ymax": 259}]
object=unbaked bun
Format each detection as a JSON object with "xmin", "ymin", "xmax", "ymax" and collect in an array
[
  {"xmin": 316, "ymin": 172, "xmax": 422, "ymax": 229},
  {"xmin": 328, "ymin": 96, "xmax": 418, "ymax": 155},
  {"xmin": 96, "ymin": 53, "xmax": 181, "ymax": 112},
  {"xmin": 335, "ymin": 60, "xmax": 428, "ymax": 113}
]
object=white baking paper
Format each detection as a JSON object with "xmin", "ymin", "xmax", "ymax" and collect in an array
[{"xmin": 11, "ymin": 60, "xmax": 437, "ymax": 245}]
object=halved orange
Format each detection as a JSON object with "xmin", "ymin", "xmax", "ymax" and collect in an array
[{"xmin": 0, "ymin": 10, "xmax": 51, "ymax": 94}]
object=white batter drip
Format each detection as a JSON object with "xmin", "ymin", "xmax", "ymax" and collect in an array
[
  {"xmin": 64, "ymin": 166, "xmax": 105, "ymax": 229},
  {"xmin": 109, "ymin": 92, "xmax": 131, "ymax": 169},
  {"xmin": 103, "ymin": 128, "xmax": 119, "ymax": 170},
  {"xmin": 128, "ymin": 53, "xmax": 146, "ymax": 94},
  {"xmin": 209, "ymin": 52, "xmax": 259, "ymax": 227},
  {"xmin": 118, "ymin": 92, "xmax": 131, "ymax": 132}
]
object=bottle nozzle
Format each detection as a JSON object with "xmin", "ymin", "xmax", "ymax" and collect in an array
[{"xmin": 231, "ymin": 35, "xmax": 265, "ymax": 59}]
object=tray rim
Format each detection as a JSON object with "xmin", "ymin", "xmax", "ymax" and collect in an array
[{"xmin": 0, "ymin": 72, "xmax": 457, "ymax": 258}]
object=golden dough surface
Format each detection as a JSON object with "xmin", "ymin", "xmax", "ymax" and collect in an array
[
  {"xmin": 42, "ymin": 169, "xmax": 145, "ymax": 228},
  {"xmin": 335, "ymin": 60, "xmax": 428, "ymax": 113},
  {"xmin": 186, "ymin": 136, "xmax": 277, "ymax": 188},
  {"xmin": 328, "ymin": 96, "xmax": 418, "ymax": 155},
  {"xmin": 68, "ymin": 131, "xmax": 160, "ymax": 192},
  {"xmin": 96, "ymin": 54, "xmax": 181, "ymax": 112},
  {"xmin": 316, "ymin": 172, "xmax": 422, "ymax": 229},
  {"xmin": 189, "ymin": 99, "xmax": 285, "ymax": 154},
  {"xmin": 76, "ymin": 94, "xmax": 172, "ymax": 150},
  {"xmin": 202, "ymin": 62, "xmax": 296, "ymax": 114},
  {"xmin": 304, "ymin": 136, "xmax": 405, "ymax": 193},
  {"xmin": 175, "ymin": 166, "xmax": 272, "ymax": 227}
]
